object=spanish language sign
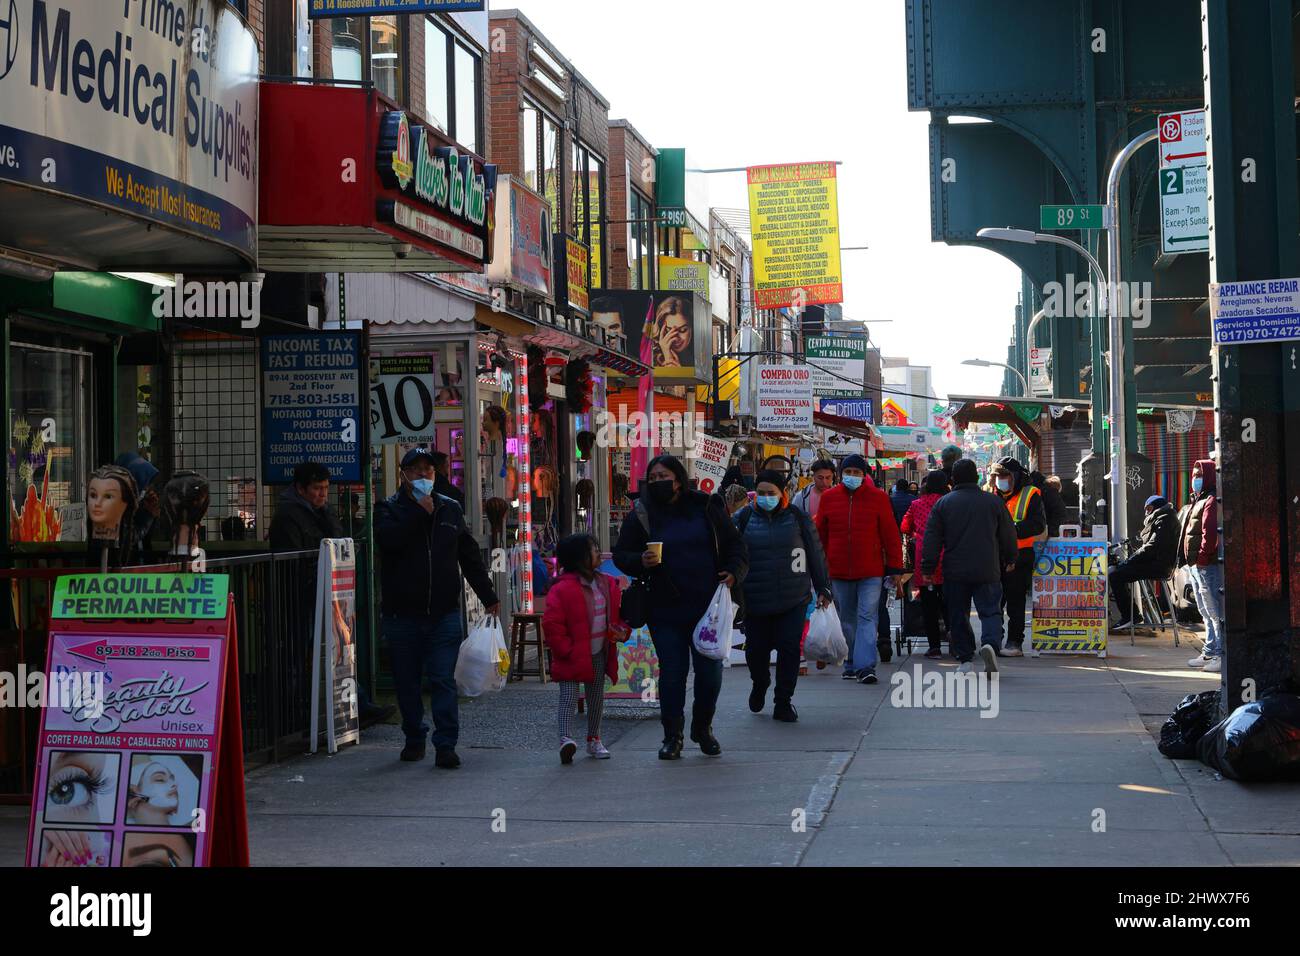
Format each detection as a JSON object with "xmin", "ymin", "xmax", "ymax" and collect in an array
[
  {"xmin": 746, "ymin": 162, "xmax": 843, "ymax": 310},
  {"xmin": 52, "ymin": 574, "xmax": 230, "ymax": 621},
  {"xmin": 262, "ymin": 333, "xmax": 363, "ymax": 483},
  {"xmin": 28, "ymin": 573, "xmax": 246, "ymax": 868},
  {"xmin": 370, "ymin": 355, "xmax": 439, "ymax": 445},
  {"xmin": 805, "ymin": 335, "xmax": 867, "ymax": 397},
  {"xmin": 689, "ymin": 433, "xmax": 735, "ymax": 494},
  {"xmin": 757, "ymin": 365, "xmax": 815, "ymax": 432},
  {"xmin": 309, "ymin": 1, "xmax": 486, "ymax": 17},
  {"xmin": 1210, "ymin": 278, "xmax": 1300, "ymax": 345},
  {"xmin": 1030, "ymin": 540, "xmax": 1109, "ymax": 656}
]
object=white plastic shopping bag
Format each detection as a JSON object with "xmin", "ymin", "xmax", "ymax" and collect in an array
[
  {"xmin": 692, "ymin": 583, "xmax": 737, "ymax": 661},
  {"xmin": 455, "ymin": 616, "xmax": 510, "ymax": 696},
  {"xmin": 805, "ymin": 604, "xmax": 848, "ymax": 665}
]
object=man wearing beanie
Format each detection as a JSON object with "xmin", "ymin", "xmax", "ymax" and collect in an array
[
  {"xmin": 813, "ymin": 454, "xmax": 904, "ymax": 684},
  {"xmin": 1109, "ymin": 494, "xmax": 1179, "ymax": 628},
  {"xmin": 921, "ymin": 459, "xmax": 1018, "ymax": 674}
]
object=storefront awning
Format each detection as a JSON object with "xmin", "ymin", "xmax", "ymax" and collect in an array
[{"xmin": 471, "ymin": 301, "xmax": 648, "ymax": 377}]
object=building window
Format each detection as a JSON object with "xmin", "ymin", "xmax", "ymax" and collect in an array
[
  {"xmin": 543, "ymin": 115, "xmax": 561, "ymax": 227},
  {"xmin": 424, "ymin": 18, "xmax": 483, "ymax": 153},
  {"xmin": 572, "ymin": 143, "xmax": 605, "ymax": 290},
  {"xmin": 628, "ymin": 185, "xmax": 653, "ymax": 290},
  {"xmin": 326, "ymin": 15, "xmax": 405, "ymax": 103},
  {"xmin": 523, "ymin": 104, "xmax": 539, "ymax": 194}
]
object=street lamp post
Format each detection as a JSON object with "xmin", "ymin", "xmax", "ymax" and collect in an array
[{"xmin": 962, "ymin": 357, "xmax": 1029, "ymax": 396}]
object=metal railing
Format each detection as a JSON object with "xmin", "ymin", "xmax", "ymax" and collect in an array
[{"xmin": 0, "ymin": 547, "xmax": 375, "ymax": 801}]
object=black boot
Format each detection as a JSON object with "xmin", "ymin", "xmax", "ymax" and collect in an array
[
  {"xmin": 689, "ymin": 716, "xmax": 722, "ymax": 757},
  {"xmin": 658, "ymin": 716, "xmax": 684, "ymax": 760}
]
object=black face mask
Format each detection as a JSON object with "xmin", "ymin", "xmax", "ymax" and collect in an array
[{"xmin": 646, "ymin": 480, "xmax": 676, "ymax": 505}]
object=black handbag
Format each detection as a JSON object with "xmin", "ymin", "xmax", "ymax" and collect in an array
[{"xmin": 621, "ymin": 576, "xmax": 650, "ymax": 628}]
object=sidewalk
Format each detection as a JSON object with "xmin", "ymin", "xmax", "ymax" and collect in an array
[{"xmin": 3, "ymin": 628, "xmax": 1297, "ymax": 866}]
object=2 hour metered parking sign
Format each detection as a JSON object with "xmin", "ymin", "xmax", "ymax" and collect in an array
[
  {"xmin": 1210, "ymin": 278, "xmax": 1300, "ymax": 345},
  {"xmin": 261, "ymin": 334, "xmax": 363, "ymax": 483}
]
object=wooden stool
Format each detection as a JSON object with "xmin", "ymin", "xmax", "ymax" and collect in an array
[{"xmin": 509, "ymin": 613, "xmax": 549, "ymax": 683}]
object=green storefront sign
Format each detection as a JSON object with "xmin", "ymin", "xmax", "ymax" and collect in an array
[
  {"xmin": 806, "ymin": 335, "xmax": 868, "ymax": 398},
  {"xmin": 52, "ymin": 574, "xmax": 231, "ymax": 620}
]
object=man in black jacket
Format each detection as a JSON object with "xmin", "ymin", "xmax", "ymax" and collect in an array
[
  {"xmin": 991, "ymin": 457, "xmax": 1047, "ymax": 656},
  {"xmin": 1110, "ymin": 495, "xmax": 1180, "ymax": 627},
  {"xmin": 921, "ymin": 459, "xmax": 1018, "ymax": 673},
  {"xmin": 375, "ymin": 448, "xmax": 499, "ymax": 768}
]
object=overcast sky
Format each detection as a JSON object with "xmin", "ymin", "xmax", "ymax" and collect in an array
[{"xmin": 503, "ymin": 0, "xmax": 1022, "ymax": 399}]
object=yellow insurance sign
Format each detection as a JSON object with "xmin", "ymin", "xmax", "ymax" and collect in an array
[{"xmin": 746, "ymin": 162, "xmax": 843, "ymax": 310}]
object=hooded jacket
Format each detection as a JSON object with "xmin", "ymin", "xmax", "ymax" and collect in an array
[
  {"xmin": 1124, "ymin": 500, "xmax": 1180, "ymax": 578},
  {"xmin": 921, "ymin": 481, "xmax": 1018, "ymax": 584},
  {"xmin": 814, "ymin": 481, "xmax": 904, "ymax": 580},
  {"xmin": 373, "ymin": 489, "xmax": 498, "ymax": 618},
  {"xmin": 1177, "ymin": 460, "xmax": 1219, "ymax": 567}
]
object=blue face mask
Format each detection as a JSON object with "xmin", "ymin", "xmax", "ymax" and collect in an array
[
  {"xmin": 842, "ymin": 475, "xmax": 863, "ymax": 491},
  {"xmin": 756, "ymin": 494, "xmax": 780, "ymax": 512},
  {"xmin": 411, "ymin": 478, "xmax": 435, "ymax": 499},
  {"xmin": 1192, "ymin": 476, "xmax": 1204, "ymax": 494}
]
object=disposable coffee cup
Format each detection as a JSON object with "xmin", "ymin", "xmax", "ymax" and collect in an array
[{"xmin": 647, "ymin": 541, "xmax": 663, "ymax": 561}]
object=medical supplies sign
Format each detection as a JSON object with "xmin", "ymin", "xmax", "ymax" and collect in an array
[
  {"xmin": 262, "ymin": 333, "xmax": 363, "ymax": 483},
  {"xmin": 1030, "ymin": 541, "xmax": 1108, "ymax": 656},
  {"xmin": 757, "ymin": 365, "xmax": 815, "ymax": 432},
  {"xmin": 27, "ymin": 573, "xmax": 248, "ymax": 868}
]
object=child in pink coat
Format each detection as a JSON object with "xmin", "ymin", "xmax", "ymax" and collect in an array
[{"xmin": 542, "ymin": 534, "xmax": 628, "ymax": 763}]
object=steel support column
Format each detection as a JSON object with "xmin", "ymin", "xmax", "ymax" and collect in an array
[{"xmin": 1202, "ymin": 0, "xmax": 1300, "ymax": 706}]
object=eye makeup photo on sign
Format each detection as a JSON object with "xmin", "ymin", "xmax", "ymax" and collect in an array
[
  {"xmin": 43, "ymin": 751, "xmax": 120, "ymax": 825},
  {"xmin": 126, "ymin": 753, "xmax": 204, "ymax": 828},
  {"xmin": 122, "ymin": 831, "xmax": 196, "ymax": 868}
]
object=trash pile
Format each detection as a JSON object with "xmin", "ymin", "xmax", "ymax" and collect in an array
[{"xmin": 1159, "ymin": 688, "xmax": 1300, "ymax": 781}]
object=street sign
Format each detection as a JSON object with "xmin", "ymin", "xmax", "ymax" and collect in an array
[
  {"xmin": 1039, "ymin": 205, "xmax": 1109, "ymax": 230},
  {"xmin": 805, "ymin": 335, "xmax": 867, "ymax": 398},
  {"xmin": 1210, "ymin": 278, "xmax": 1300, "ymax": 344},
  {"xmin": 1158, "ymin": 109, "xmax": 1207, "ymax": 169},
  {"xmin": 1029, "ymin": 347, "xmax": 1053, "ymax": 397},
  {"xmin": 1159, "ymin": 164, "xmax": 1209, "ymax": 254}
]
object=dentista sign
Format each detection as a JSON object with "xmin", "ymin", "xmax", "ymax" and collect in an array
[
  {"xmin": 0, "ymin": 0, "xmax": 259, "ymax": 265},
  {"xmin": 377, "ymin": 110, "xmax": 495, "ymax": 261}
]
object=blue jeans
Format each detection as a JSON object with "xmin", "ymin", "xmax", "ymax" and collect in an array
[
  {"xmin": 943, "ymin": 581, "xmax": 1004, "ymax": 662},
  {"xmin": 1189, "ymin": 564, "xmax": 1224, "ymax": 657},
  {"xmin": 385, "ymin": 611, "xmax": 463, "ymax": 749},
  {"xmin": 650, "ymin": 618, "xmax": 723, "ymax": 727},
  {"xmin": 831, "ymin": 578, "xmax": 883, "ymax": 673}
]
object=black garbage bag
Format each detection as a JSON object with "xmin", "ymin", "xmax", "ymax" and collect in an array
[
  {"xmin": 1158, "ymin": 690, "xmax": 1221, "ymax": 758},
  {"xmin": 1196, "ymin": 693, "xmax": 1300, "ymax": 781}
]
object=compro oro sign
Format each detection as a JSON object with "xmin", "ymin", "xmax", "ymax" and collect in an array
[
  {"xmin": 756, "ymin": 365, "xmax": 814, "ymax": 432},
  {"xmin": 0, "ymin": 0, "xmax": 259, "ymax": 269},
  {"xmin": 746, "ymin": 162, "xmax": 843, "ymax": 310}
]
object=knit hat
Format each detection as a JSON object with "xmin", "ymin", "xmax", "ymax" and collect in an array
[
  {"xmin": 840, "ymin": 454, "xmax": 868, "ymax": 473},
  {"xmin": 756, "ymin": 469, "xmax": 788, "ymax": 492},
  {"xmin": 1145, "ymin": 495, "xmax": 1168, "ymax": 509}
]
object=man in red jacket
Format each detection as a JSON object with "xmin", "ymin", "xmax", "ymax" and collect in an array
[{"xmin": 814, "ymin": 455, "xmax": 905, "ymax": 684}]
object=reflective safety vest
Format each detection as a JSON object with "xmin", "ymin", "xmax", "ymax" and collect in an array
[{"xmin": 1003, "ymin": 485, "xmax": 1043, "ymax": 550}]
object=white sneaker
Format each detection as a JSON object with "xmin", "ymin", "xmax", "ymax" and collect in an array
[
  {"xmin": 977, "ymin": 644, "xmax": 999, "ymax": 674},
  {"xmin": 559, "ymin": 738, "xmax": 577, "ymax": 764},
  {"xmin": 1202, "ymin": 657, "xmax": 1222, "ymax": 673},
  {"xmin": 1000, "ymin": 645, "xmax": 1024, "ymax": 658},
  {"xmin": 957, "ymin": 660, "xmax": 975, "ymax": 674},
  {"xmin": 587, "ymin": 738, "xmax": 611, "ymax": 759},
  {"xmin": 1187, "ymin": 654, "xmax": 1211, "ymax": 668}
]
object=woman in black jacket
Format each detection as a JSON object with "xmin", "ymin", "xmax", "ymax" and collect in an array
[
  {"xmin": 734, "ymin": 470, "xmax": 831, "ymax": 723},
  {"xmin": 614, "ymin": 455, "xmax": 748, "ymax": 760}
]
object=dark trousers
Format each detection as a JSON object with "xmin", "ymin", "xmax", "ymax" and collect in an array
[
  {"xmin": 919, "ymin": 584, "xmax": 944, "ymax": 652},
  {"xmin": 744, "ymin": 601, "xmax": 809, "ymax": 706},
  {"xmin": 1109, "ymin": 562, "xmax": 1163, "ymax": 621},
  {"xmin": 650, "ymin": 617, "xmax": 723, "ymax": 730},
  {"xmin": 878, "ymin": 585, "xmax": 892, "ymax": 645},
  {"xmin": 385, "ymin": 611, "xmax": 463, "ymax": 749},
  {"xmin": 943, "ymin": 581, "xmax": 1004, "ymax": 662},
  {"xmin": 1000, "ymin": 548, "xmax": 1036, "ymax": 647}
]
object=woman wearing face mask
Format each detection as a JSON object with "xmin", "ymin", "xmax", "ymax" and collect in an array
[
  {"xmin": 614, "ymin": 455, "xmax": 748, "ymax": 759},
  {"xmin": 733, "ymin": 471, "xmax": 832, "ymax": 722}
]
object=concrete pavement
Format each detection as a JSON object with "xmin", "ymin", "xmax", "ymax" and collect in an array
[{"xmin": 3, "ymin": 627, "xmax": 1297, "ymax": 866}]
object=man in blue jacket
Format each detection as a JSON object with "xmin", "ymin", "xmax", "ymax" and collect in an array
[{"xmin": 375, "ymin": 448, "xmax": 499, "ymax": 768}]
